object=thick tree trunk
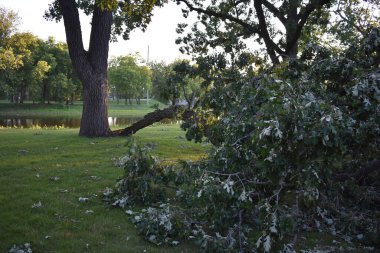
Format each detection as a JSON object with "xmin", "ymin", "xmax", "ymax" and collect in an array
[
  {"xmin": 285, "ymin": 0, "xmax": 299, "ymax": 60},
  {"xmin": 58, "ymin": 0, "xmax": 112, "ymax": 137},
  {"xmin": 79, "ymin": 77, "xmax": 110, "ymax": 136}
]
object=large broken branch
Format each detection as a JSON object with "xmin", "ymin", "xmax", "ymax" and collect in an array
[{"xmin": 112, "ymin": 105, "xmax": 183, "ymax": 136}]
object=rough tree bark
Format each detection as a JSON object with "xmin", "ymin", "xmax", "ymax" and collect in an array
[{"xmin": 58, "ymin": 0, "xmax": 112, "ymax": 136}]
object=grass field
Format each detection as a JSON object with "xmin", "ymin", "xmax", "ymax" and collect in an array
[{"xmin": 0, "ymin": 124, "xmax": 207, "ymax": 252}]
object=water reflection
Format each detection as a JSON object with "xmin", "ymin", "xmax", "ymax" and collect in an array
[{"xmin": 0, "ymin": 117, "xmax": 144, "ymax": 128}]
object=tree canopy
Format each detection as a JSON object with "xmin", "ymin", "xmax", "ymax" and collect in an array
[
  {"xmin": 176, "ymin": 0, "xmax": 379, "ymax": 65},
  {"xmin": 0, "ymin": 9, "xmax": 80, "ymax": 105},
  {"xmin": 108, "ymin": 54, "xmax": 152, "ymax": 104}
]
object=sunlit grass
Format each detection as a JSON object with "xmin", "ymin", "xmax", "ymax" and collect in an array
[{"xmin": 0, "ymin": 126, "xmax": 206, "ymax": 252}]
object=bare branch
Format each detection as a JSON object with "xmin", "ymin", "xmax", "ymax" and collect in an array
[
  {"xmin": 261, "ymin": 0, "xmax": 286, "ymax": 24},
  {"xmin": 253, "ymin": 0, "xmax": 283, "ymax": 64}
]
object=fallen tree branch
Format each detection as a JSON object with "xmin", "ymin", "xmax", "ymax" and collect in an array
[
  {"xmin": 112, "ymin": 105, "xmax": 183, "ymax": 136},
  {"xmin": 112, "ymin": 104, "xmax": 223, "ymax": 146}
]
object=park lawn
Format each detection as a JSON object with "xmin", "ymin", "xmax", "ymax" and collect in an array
[
  {"xmin": 0, "ymin": 100, "xmax": 165, "ymax": 118},
  {"xmin": 0, "ymin": 125, "xmax": 207, "ymax": 253}
]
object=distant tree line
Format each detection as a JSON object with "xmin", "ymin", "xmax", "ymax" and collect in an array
[
  {"xmin": 0, "ymin": 7, "xmax": 81, "ymax": 104},
  {"xmin": 108, "ymin": 54, "xmax": 152, "ymax": 105},
  {"xmin": 0, "ymin": 7, "xmax": 202, "ymax": 107},
  {"xmin": 108, "ymin": 54, "xmax": 202, "ymax": 107}
]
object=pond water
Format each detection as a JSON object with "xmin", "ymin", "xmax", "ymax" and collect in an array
[{"xmin": 0, "ymin": 116, "xmax": 143, "ymax": 128}]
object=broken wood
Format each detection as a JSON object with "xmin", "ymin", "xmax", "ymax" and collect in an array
[{"xmin": 112, "ymin": 105, "xmax": 183, "ymax": 136}]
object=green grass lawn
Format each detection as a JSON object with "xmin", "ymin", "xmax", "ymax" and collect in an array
[
  {"xmin": 0, "ymin": 99, "xmax": 165, "ymax": 118},
  {"xmin": 0, "ymin": 125, "xmax": 207, "ymax": 253}
]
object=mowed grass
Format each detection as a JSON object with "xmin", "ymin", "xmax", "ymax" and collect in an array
[
  {"xmin": 0, "ymin": 99, "xmax": 164, "ymax": 118},
  {"xmin": 0, "ymin": 125, "xmax": 207, "ymax": 252}
]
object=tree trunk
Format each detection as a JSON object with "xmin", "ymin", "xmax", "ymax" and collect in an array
[
  {"xmin": 79, "ymin": 76, "xmax": 110, "ymax": 136},
  {"xmin": 285, "ymin": 0, "xmax": 299, "ymax": 60},
  {"xmin": 19, "ymin": 89, "xmax": 24, "ymax": 103},
  {"xmin": 58, "ymin": 0, "xmax": 112, "ymax": 137}
]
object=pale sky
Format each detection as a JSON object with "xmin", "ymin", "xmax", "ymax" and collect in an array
[{"xmin": 0, "ymin": 0, "xmax": 193, "ymax": 63}]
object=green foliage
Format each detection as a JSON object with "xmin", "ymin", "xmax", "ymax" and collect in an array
[
  {"xmin": 0, "ymin": 47, "xmax": 23, "ymax": 70},
  {"xmin": 0, "ymin": 32, "xmax": 40, "ymax": 102},
  {"xmin": 40, "ymin": 37, "xmax": 81, "ymax": 103},
  {"xmin": 111, "ymin": 28, "xmax": 380, "ymax": 252},
  {"xmin": 150, "ymin": 60, "xmax": 203, "ymax": 107},
  {"xmin": 0, "ymin": 29, "xmax": 80, "ymax": 103},
  {"xmin": 131, "ymin": 205, "xmax": 184, "ymax": 246},
  {"xmin": 329, "ymin": 0, "xmax": 380, "ymax": 47},
  {"xmin": 111, "ymin": 141, "xmax": 165, "ymax": 204},
  {"xmin": 190, "ymin": 28, "xmax": 380, "ymax": 251},
  {"xmin": 108, "ymin": 54, "xmax": 152, "ymax": 104},
  {"xmin": 45, "ymin": 0, "xmax": 164, "ymax": 41},
  {"xmin": 0, "ymin": 7, "xmax": 19, "ymax": 46},
  {"xmin": 150, "ymin": 61, "xmax": 173, "ymax": 104}
]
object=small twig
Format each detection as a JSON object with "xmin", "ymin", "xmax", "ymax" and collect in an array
[
  {"xmin": 269, "ymin": 182, "xmax": 284, "ymax": 205},
  {"xmin": 232, "ymin": 130, "xmax": 255, "ymax": 146},
  {"xmin": 203, "ymin": 170, "xmax": 241, "ymax": 177}
]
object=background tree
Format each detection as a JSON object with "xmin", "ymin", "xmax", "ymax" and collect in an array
[
  {"xmin": 0, "ymin": 7, "xmax": 23, "ymax": 98},
  {"xmin": 135, "ymin": 64, "xmax": 152, "ymax": 104},
  {"xmin": 29, "ymin": 60, "xmax": 51, "ymax": 103},
  {"xmin": 150, "ymin": 61, "xmax": 173, "ymax": 104},
  {"xmin": 1, "ymin": 32, "xmax": 41, "ymax": 103},
  {"xmin": 40, "ymin": 37, "xmax": 81, "ymax": 104},
  {"xmin": 0, "ymin": 7, "xmax": 19, "ymax": 46},
  {"xmin": 170, "ymin": 60, "xmax": 202, "ymax": 109},
  {"xmin": 0, "ymin": 29, "xmax": 79, "ymax": 104},
  {"xmin": 108, "ymin": 54, "xmax": 152, "ymax": 105},
  {"xmin": 150, "ymin": 60, "xmax": 202, "ymax": 107},
  {"xmin": 45, "ymin": 0, "xmax": 163, "ymax": 137}
]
